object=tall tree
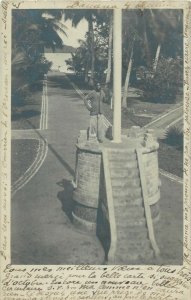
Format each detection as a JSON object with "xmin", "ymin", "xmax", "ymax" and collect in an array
[
  {"xmin": 140, "ymin": 9, "xmax": 183, "ymax": 72},
  {"xmin": 122, "ymin": 9, "xmax": 183, "ymax": 107},
  {"xmin": 12, "ymin": 9, "xmax": 67, "ymax": 67},
  {"xmin": 12, "ymin": 9, "xmax": 67, "ymax": 101},
  {"xmin": 105, "ymin": 14, "xmax": 113, "ymax": 84},
  {"xmin": 66, "ymin": 30, "xmax": 108, "ymax": 83},
  {"xmin": 64, "ymin": 9, "xmax": 99, "ymax": 86},
  {"xmin": 122, "ymin": 10, "xmax": 141, "ymax": 107},
  {"xmin": 122, "ymin": 37, "xmax": 135, "ymax": 107},
  {"xmin": 95, "ymin": 10, "xmax": 113, "ymax": 84}
]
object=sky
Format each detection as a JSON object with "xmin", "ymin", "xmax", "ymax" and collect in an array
[
  {"xmin": 44, "ymin": 17, "xmax": 89, "ymax": 71},
  {"xmin": 59, "ymin": 18, "xmax": 88, "ymax": 48}
]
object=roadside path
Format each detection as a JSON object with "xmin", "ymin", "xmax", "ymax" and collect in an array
[{"xmin": 144, "ymin": 105, "xmax": 183, "ymax": 138}]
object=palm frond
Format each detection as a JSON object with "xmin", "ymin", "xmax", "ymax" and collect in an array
[{"xmin": 52, "ymin": 21, "xmax": 68, "ymax": 37}]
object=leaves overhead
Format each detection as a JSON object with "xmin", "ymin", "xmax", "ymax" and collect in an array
[{"xmin": 12, "ymin": 9, "xmax": 67, "ymax": 67}]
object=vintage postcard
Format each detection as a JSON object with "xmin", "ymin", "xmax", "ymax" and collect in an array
[{"xmin": 0, "ymin": 0, "xmax": 191, "ymax": 299}]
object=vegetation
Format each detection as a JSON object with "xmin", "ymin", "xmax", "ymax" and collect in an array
[
  {"xmin": 64, "ymin": 10, "xmax": 112, "ymax": 85},
  {"xmin": 164, "ymin": 126, "xmax": 183, "ymax": 150},
  {"xmin": 64, "ymin": 9, "xmax": 183, "ymax": 104},
  {"xmin": 140, "ymin": 57, "xmax": 183, "ymax": 103},
  {"xmin": 64, "ymin": 10, "xmax": 109, "ymax": 86},
  {"xmin": 65, "ymin": 30, "xmax": 108, "ymax": 83},
  {"xmin": 12, "ymin": 9, "xmax": 66, "ymax": 107},
  {"xmin": 158, "ymin": 140, "xmax": 183, "ymax": 177},
  {"xmin": 12, "ymin": 9, "xmax": 183, "ymax": 108}
]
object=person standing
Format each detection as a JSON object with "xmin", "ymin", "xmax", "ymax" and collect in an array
[{"xmin": 84, "ymin": 82, "xmax": 106, "ymax": 143}]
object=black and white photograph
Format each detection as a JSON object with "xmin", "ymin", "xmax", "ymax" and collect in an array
[{"xmin": 11, "ymin": 7, "xmax": 184, "ymax": 266}]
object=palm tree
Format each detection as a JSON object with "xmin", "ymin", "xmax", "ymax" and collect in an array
[
  {"xmin": 122, "ymin": 9, "xmax": 183, "ymax": 107},
  {"xmin": 64, "ymin": 9, "xmax": 100, "ymax": 86},
  {"xmin": 122, "ymin": 10, "xmax": 141, "ymax": 107},
  {"xmin": 66, "ymin": 32, "xmax": 108, "ymax": 83},
  {"xmin": 72, "ymin": 38, "xmax": 92, "ymax": 81},
  {"xmin": 12, "ymin": 9, "xmax": 67, "ymax": 68},
  {"xmin": 12, "ymin": 9, "xmax": 67, "ymax": 103},
  {"xmin": 105, "ymin": 14, "xmax": 113, "ymax": 84},
  {"xmin": 141, "ymin": 9, "xmax": 183, "ymax": 73},
  {"xmin": 95, "ymin": 10, "xmax": 113, "ymax": 85},
  {"xmin": 122, "ymin": 36, "xmax": 135, "ymax": 107}
]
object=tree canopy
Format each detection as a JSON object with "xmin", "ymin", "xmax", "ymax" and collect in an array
[{"xmin": 12, "ymin": 9, "xmax": 67, "ymax": 106}]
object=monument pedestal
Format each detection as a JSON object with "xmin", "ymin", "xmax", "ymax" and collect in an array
[
  {"xmin": 72, "ymin": 131, "xmax": 102, "ymax": 233},
  {"xmin": 72, "ymin": 127, "xmax": 161, "ymax": 263}
]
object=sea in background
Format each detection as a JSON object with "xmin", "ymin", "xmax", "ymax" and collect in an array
[{"xmin": 44, "ymin": 53, "xmax": 72, "ymax": 73}]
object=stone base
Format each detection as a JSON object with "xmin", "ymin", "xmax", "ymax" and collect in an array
[
  {"xmin": 72, "ymin": 201, "xmax": 97, "ymax": 233},
  {"xmin": 72, "ymin": 212, "xmax": 96, "ymax": 233},
  {"xmin": 72, "ymin": 128, "xmax": 161, "ymax": 263}
]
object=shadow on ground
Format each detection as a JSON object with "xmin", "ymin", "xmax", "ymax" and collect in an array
[
  {"xmin": 57, "ymin": 179, "xmax": 74, "ymax": 222},
  {"xmin": 25, "ymin": 119, "xmax": 75, "ymax": 178}
]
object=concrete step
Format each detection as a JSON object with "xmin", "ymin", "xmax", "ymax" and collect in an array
[
  {"xmin": 117, "ymin": 227, "xmax": 149, "ymax": 239},
  {"xmin": 113, "ymin": 197, "xmax": 143, "ymax": 207},
  {"xmin": 109, "ymin": 156, "xmax": 137, "ymax": 163},
  {"xmin": 111, "ymin": 178, "xmax": 141, "ymax": 188},
  {"xmin": 113, "ymin": 186, "xmax": 142, "ymax": 200},
  {"xmin": 107, "ymin": 148, "xmax": 136, "ymax": 155},
  {"xmin": 116, "ymin": 217, "xmax": 146, "ymax": 227},
  {"xmin": 110, "ymin": 168, "xmax": 139, "ymax": 179},
  {"xmin": 115, "ymin": 196, "xmax": 143, "ymax": 207},
  {"xmin": 114, "ymin": 205, "xmax": 145, "ymax": 218},
  {"xmin": 108, "ymin": 152, "xmax": 137, "ymax": 161},
  {"xmin": 109, "ymin": 160, "xmax": 138, "ymax": 169}
]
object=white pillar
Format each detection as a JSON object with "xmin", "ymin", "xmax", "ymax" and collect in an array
[{"xmin": 113, "ymin": 9, "xmax": 122, "ymax": 143}]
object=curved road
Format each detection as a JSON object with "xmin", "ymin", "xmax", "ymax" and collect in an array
[
  {"xmin": 12, "ymin": 72, "xmax": 183, "ymax": 265},
  {"xmin": 145, "ymin": 105, "xmax": 183, "ymax": 138}
]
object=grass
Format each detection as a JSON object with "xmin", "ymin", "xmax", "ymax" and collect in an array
[
  {"xmin": 11, "ymin": 139, "xmax": 40, "ymax": 185},
  {"xmin": 164, "ymin": 126, "xmax": 183, "ymax": 149},
  {"xmin": 126, "ymin": 97, "xmax": 178, "ymax": 116},
  {"xmin": 158, "ymin": 140, "xmax": 183, "ymax": 178},
  {"xmin": 12, "ymin": 84, "xmax": 43, "ymax": 130},
  {"xmin": 102, "ymin": 103, "xmax": 153, "ymax": 129},
  {"xmin": 158, "ymin": 126, "xmax": 183, "ymax": 178},
  {"xmin": 172, "ymin": 119, "xmax": 183, "ymax": 131}
]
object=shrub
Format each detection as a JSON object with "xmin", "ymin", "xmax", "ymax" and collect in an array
[
  {"xmin": 12, "ymin": 56, "xmax": 51, "ymax": 107},
  {"xmin": 164, "ymin": 126, "xmax": 183, "ymax": 150},
  {"xmin": 12, "ymin": 86, "xmax": 32, "ymax": 107},
  {"xmin": 141, "ymin": 57, "xmax": 183, "ymax": 103},
  {"xmin": 24, "ymin": 58, "xmax": 52, "ymax": 83}
]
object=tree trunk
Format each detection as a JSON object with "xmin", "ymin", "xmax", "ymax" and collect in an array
[
  {"xmin": 142, "ymin": 13, "xmax": 151, "ymax": 67},
  {"xmin": 85, "ymin": 63, "xmax": 89, "ymax": 83},
  {"xmin": 106, "ymin": 15, "xmax": 113, "ymax": 84},
  {"xmin": 88, "ymin": 19, "xmax": 95, "ymax": 87},
  {"xmin": 122, "ymin": 42, "xmax": 134, "ymax": 108},
  {"xmin": 153, "ymin": 43, "xmax": 161, "ymax": 74}
]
